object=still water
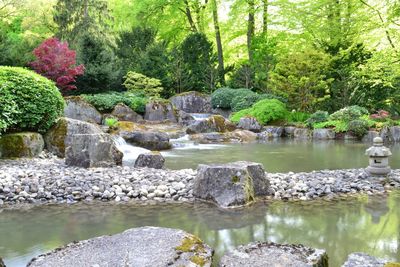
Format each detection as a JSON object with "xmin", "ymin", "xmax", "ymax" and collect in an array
[
  {"xmin": 1, "ymin": 191, "xmax": 399, "ymax": 267},
  {"xmin": 164, "ymin": 139, "xmax": 400, "ymax": 171}
]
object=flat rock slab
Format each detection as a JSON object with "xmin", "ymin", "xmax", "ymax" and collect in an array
[
  {"xmin": 28, "ymin": 227, "xmax": 213, "ymax": 267},
  {"xmin": 219, "ymin": 242, "xmax": 328, "ymax": 267},
  {"xmin": 341, "ymin": 253, "xmax": 389, "ymax": 267}
]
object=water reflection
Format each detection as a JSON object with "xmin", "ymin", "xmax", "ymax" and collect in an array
[{"xmin": 1, "ymin": 191, "xmax": 399, "ymax": 267}]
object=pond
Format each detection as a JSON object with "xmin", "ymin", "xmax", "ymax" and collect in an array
[
  {"xmin": 163, "ymin": 139, "xmax": 400, "ymax": 172},
  {"xmin": 1, "ymin": 191, "xmax": 399, "ymax": 267}
]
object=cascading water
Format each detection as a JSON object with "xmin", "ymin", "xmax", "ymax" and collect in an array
[
  {"xmin": 112, "ymin": 136, "xmax": 150, "ymax": 166},
  {"xmin": 189, "ymin": 113, "xmax": 212, "ymax": 121}
]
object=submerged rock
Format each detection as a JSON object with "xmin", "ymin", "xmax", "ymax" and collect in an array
[
  {"xmin": 124, "ymin": 131, "xmax": 171, "ymax": 150},
  {"xmin": 193, "ymin": 161, "xmax": 270, "ymax": 208},
  {"xmin": 28, "ymin": 227, "xmax": 213, "ymax": 267},
  {"xmin": 111, "ymin": 103, "xmax": 143, "ymax": 122},
  {"xmin": 134, "ymin": 152, "xmax": 165, "ymax": 169},
  {"xmin": 187, "ymin": 115, "xmax": 236, "ymax": 134},
  {"xmin": 170, "ymin": 91, "xmax": 212, "ymax": 113},
  {"xmin": 258, "ymin": 126, "xmax": 284, "ymax": 139},
  {"xmin": 144, "ymin": 100, "xmax": 178, "ymax": 122},
  {"xmin": 219, "ymin": 242, "xmax": 328, "ymax": 267},
  {"xmin": 0, "ymin": 132, "xmax": 44, "ymax": 158},
  {"xmin": 313, "ymin": 128, "xmax": 335, "ymax": 140},
  {"xmin": 64, "ymin": 96, "xmax": 102, "ymax": 124},
  {"xmin": 342, "ymin": 253, "xmax": 388, "ymax": 267},
  {"xmin": 237, "ymin": 117, "xmax": 262, "ymax": 133}
]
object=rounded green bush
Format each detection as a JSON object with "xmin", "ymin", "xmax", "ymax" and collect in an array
[
  {"xmin": 0, "ymin": 66, "xmax": 64, "ymax": 133},
  {"xmin": 329, "ymin": 105, "xmax": 369, "ymax": 121},
  {"xmin": 211, "ymin": 88, "xmax": 252, "ymax": 109},
  {"xmin": 348, "ymin": 119, "xmax": 369, "ymax": 139},
  {"xmin": 82, "ymin": 92, "xmax": 131, "ymax": 112},
  {"xmin": 129, "ymin": 96, "xmax": 148, "ymax": 114},
  {"xmin": 0, "ymin": 86, "xmax": 19, "ymax": 133},
  {"xmin": 306, "ymin": 110, "xmax": 329, "ymax": 127},
  {"xmin": 231, "ymin": 92, "xmax": 286, "ymax": 112}
]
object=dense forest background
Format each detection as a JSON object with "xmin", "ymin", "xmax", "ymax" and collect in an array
[{"xmin": 1, "ymin": 0, "xmax": 400, "ymax": 113}]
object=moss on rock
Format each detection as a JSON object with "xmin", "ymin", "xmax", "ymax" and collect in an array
[{"xmin": 0, "ymin": 132, "xmax": 44, "ymax": 158}]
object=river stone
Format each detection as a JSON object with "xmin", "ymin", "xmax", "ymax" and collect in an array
[
  {"xmin": 65, "ymin": 133, "xmax": 123, "ymax": 168},
  {"xmin": 144, "ymin": 100, "xmax": 178, "ymax": 122},
  {"xmin": 111, "ymin": 103, "xmax": 143, "ymax": 122},
  {"xmin": 124, "ymin": 131, "xmax": 171, "ymax": 150},
  {"xmin": 219, "ymin": 242, "xmax": 328, "ymax": 267},
  {"xmin": 258, "ymin": 126, "xmax": 284, "ymax": 139},
  {"xmin": 362, "ymin": 131, "xmax": 380, "ymax": 143},
  {"xmin": 193, "ymin": 161, "xmax": 270, "ymax": 208},
  {"xmin": 170, "ymin": 91, "xmax": 212, "ymax": 113},
  {"xmin": 64, "ymin": 96, "xmax": 102, "ymax": 124},
  {"xmin": 178, "ymin": 110, "xmax": 195, "ymax": 126},
  {"xmin": 341, "ymin": 253, "xmax": 388, "ymax": 267},
  {"xmin": 227, "ymin": 130, "xmax": 258, "ymax": 142},
  {"xmin": 28, "ymin": 227, "xmax": 213, "ymax": 267},
  {"xmin": 134, "ymin": 152, "xmax": 165, "ymax": 169},
  {"xmin": 313, "ymin": 128, "xmax": 335, "ymax": 140},
  {"xmin": 294, "ymin": 128, "xmax": 312, "ymax": 139},
  {"xmin": 237, "ymin": 117, "xmax": 262, "ymax": 133},
  {"xmin": 284, "ymin": 126, "xmax": 296, "ymax": 137},
  {"xmin": 0, "ymin": 132, "xmax": 44, "ymax": 158},
  {"xmin": 190, "ymin": 132, "xmax": 230, "ymax": 143},
  {"xmin": 187, "ymin": 115, "xmax": 236, "ymax": 134}
]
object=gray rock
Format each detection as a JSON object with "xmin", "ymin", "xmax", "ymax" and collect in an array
[
  {"xmin": 212, "ymin": 108, "xmax": 232, "ymax": 118},
  {"xmin": 190, "ymin": 133, "xmax": 230, "ymax": 143},
  {"xmin": 177, "ymin": 110, "xmax": 195, "ymax": 126},
  {"xmin": 193, "ymin": 161, "xmax": 270, "ymax": 208},
  {"xmin": 0, "ymin": 132, "xmax": 44, "ymax": 158},
  {"xmin": 390, "ymin": 126, "xmax": 400, "ymax": 142},
  {"xmin": 362, "ymin": 131, "xmax": 380, "ymax": 143},
  {"xmin": 342, "ymin": 253, "xmax": 388, "ymax": 267},
  {"xmin": 65, "ymin": 133, "xmax": 123, "ymax": 168},
  {"xmin": 124, "ymin": 131, "xmax": 171, "ymax": 150},
  {"xmin": 187, "ymin": 115, "xmax": 236, "ymax": 134},
  {"xmin": 219, "ymin": 242, "xmax": 328, "ymax": 267},
  {"xmin": 28, "ymin": 227, "xmax": 213, "ymax": 267},
  {"xmin": 294, "ymin": 128, "xmax": 312, "ymax": 139},
  {"xmin": 64, "ymin": 96, "xmax": 102, "ymax": 124},
  {"xmin": 313, "ymin": 129, "xmax": 335, "ymax": 140},
  {"xmin": 170, "ymin": 91, "xmax": 212, "ymax": 113},
  {"xmin": 284, "ymin": 126, "xmax": 296, "ymax": 137},
  {"xmin": 134, "ymin": 152, "xmax": 165, "ymax": 169},
  {"xmin": 111, "ymin": 103, "xmax": 143, "ymax": 122},
  {"xmin": 258, "ymin": 126, "xmax": 284, "ymax": 139},
  {"xmin": 237, "ymin": 117, "xmax": 262, "ymax": 133},
  {"xmin": 144, "ymin": 100, "xmax": 178, "ymax": 122}
]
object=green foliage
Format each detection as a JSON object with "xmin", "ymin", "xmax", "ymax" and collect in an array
[
  {"xmin": 123, "ymin": 71, "xmax": 163, "ymax": 98},
  {"xmin": 306, "ymin": 110, "xmax": 329, "ymax": 127},
  {"xmin": 231, "ymin": 92, "xmax": 285, "ymax": 112},
  {"xmin": 211, "ymin": 88, "xmax": 251, "ymax": 109},
  {"xmin": 0, "ymin": 67, "xmax": 64, "ymax": 133},
  {"xmin": 105, "ymin": 117, "xmax": 118, "ymax": 128},
  {"xmin": 129, "ymin": 95, "xmax": 147, "ymax": 114},
  {"xmin": 313, "ymin": 120, "xmax": 349, "ymax": 133},
  {"xmin": 329, "ymin": 105, "xmax": 369, "ymax": 121},
  {"xmin": 287, "ymin": 112, "xmax": 310, "ymax": 123},
  {"xmin": 348, "ymin": 119, "xmax": 369, "ymax": 139},
  {"xmin": 230, "ymin": 99, "xmax": 288, "ymax": 125}
]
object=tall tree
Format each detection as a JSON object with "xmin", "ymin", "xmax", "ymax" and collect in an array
[
  {"xmin": 247, "ymin": 0, "xmax": 255, "ymax": 64},
  {"xmin": 262, "ymin": 0, "xmax": 268, "ymax": 34},
  {"xmin": 211, "ymin": 0, "xmax": 225, "ymax": 85}
]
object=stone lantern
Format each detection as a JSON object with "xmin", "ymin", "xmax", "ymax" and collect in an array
[{"xmin": 365, "ymin": 137, "xmax": 392, "ymax": 176}]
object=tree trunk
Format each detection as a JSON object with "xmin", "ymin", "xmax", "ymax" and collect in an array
[
  {"xmin": 247, "ymin": 0, "xmax": 255, "ymax": 64},
  {"xmin": 262, "ymin": 0, "xmax": 268, "ymax": 34},
  {"xmin": 211, "ymin": 0, "xmax": 225, "ymax": 85},
  {"xmin": 183, "ymin": 0, "xmax": 198, "ymax": 32}
]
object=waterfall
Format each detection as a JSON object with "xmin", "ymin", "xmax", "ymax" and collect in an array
[
  {"xmin": 190, "ymin": 113, "xmax": 212, "ymax": 121},
  {"xmin": 112, "ymin": 136, "xmax": 150, "ymax": 166}
]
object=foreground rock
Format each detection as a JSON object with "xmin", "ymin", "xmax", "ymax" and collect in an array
[
  {"xmin": 219, "ymin": 242, "xmax": 328, "ymax": 267},
  {"xmin": 342, "ymin": 253, "xmax": 388, "ymax": 267},
  {"xmin": 193, "ymin": 161, "xmax": 270, "ymax": 208},
  {"xmin": 64, "ymin": 96, "xmax": 102, "ymax": 124},
  {"xmin": 170, "ymin": 91, "xmax": 212, "ymax": 113},
  {"xmin": 144, "ymin": 100, "xmax": 178, "ymax": 122},
  {"xmin": 0, "ymin": 132, "xmax": 44, "ymax": 158},
  {"xmin": 134, "ymin": 152, "xmax": 165, "ymax": 169},
  {"xmin": 28, "ymin": 227, "xmax": 213, "ymax": 267},
  {"xmin": 124, "ymin": 131, "xmax": 171, "ymax": 150},
  {"xmin": 237, "ymin": 117, "xmax": 262, "ymax": 133},
  {"xmin": 111, "ymin": 103, "xmax": 143, "ymax": 122},
  {"xmin": 187, "ymin": 115, "xmax": 236, "ymax": 134}
]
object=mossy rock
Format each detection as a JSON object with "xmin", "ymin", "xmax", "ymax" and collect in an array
[
  {"xmin": 175, "ymin": 234, "xmax": 211, "ymax": 267},
  {"xmin": 0, "ymin": 132, "xmax": 44, "ymax": 158},
  {"xmin": 64, "ymin": 96, "xmax": 102, "ymax": 124},
  {"xmin": 386, "ymin": 263, "xmax": 400, "ymax": 267},
  {"xmin": 144, "ymin": 100, "xmax": 179, "ymax": 122}
]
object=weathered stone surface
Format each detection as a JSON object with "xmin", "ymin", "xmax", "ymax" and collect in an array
[
  {"xmin": 0, "ymin": 132, "xmax": 44, "ymax": 158},
  {"xmin": 144, "ymin": 100, "xmax": 178, "ymax": 122},
  {"xmin": 28, "ymin": 227, "xmax": 213, "ymax": 267},
  {"xmin": 124, "ymin": 131, "xmax": 171, "ymax": 150},
  {"xmin": 178, "ymin": 110, "xmax": 195, "ymax": 126},
  {"xmin": 390, "ymin": 126, "xmax": 400, "ymax": 142},
  {"xmin": 193, "ymin": 161, "xmax": 270, "ymax": 208},
  {"xmin": 170, "ymin": 91, "xmax": 212, "ymax": 113},
  {"xmin": 341, "ymin": 253, "xmax": 388, "ymax": 267},
  {"xmin": 65, "ymin": 133, "xmax": 123, "ymax": 168},
  {"xmin": 237, "ymin": 117, "xmax": 262, "ymax": 132},
  {"xmin": 284, "ymin": 126, "xmax": 296, "ymax": 137},
  {"xmin": 227, "ymin": 130, "xmax": 258, "ymax": 142},
  {"xmin": 258, "ymin": 126, "xmax": 284, "ymax": 139},
  {"xmin": 219, "ymin": 242, "xmax": 328, "ymax": 267},
  {"xmin": 362, "ymin": 131, "xmax": 380, "ymax": 143},
  {"xmin": 44, "ymin": 118, "xmax": 103, "ymax": 157},
  {"xmin": 313, "ymin": 128, "xmax": 335, "ymax": 140},
  {"xmin": 111, "ymin": 103, "xmax": 143, "ymax": 122},
  {"xmin": 212, "ymin": 108, "xmax": 232, "ymax": 118},
  {"xmin": 187, "ymin": 115, "xmax": 236, "ymax": 134},
  {"xmin": 64, "ymin": 96, "xmax": 102, "ymax": 124},
  {"xmin": 134, "ymin": 152, "xmax": 165, "ymax": 169},
  {"xmin": 294, "ymin": 128, "xmax": 312, "ymax": 139},
  {"xmin": 190, "ymin": 133, "xmax": 230, "ymax": 143}
]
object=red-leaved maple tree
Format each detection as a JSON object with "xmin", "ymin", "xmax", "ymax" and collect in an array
[{"xmin": 30, "ymin": 38, "xmax": 85, "ymax": 93}]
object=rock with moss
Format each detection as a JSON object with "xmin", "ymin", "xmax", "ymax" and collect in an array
[
  {"xmin": 0, "ymin": 132, "xmax": 44, "ymax": 158},
  {"xmin": 111, "ymin": 103, "xmax": 143, "ymax": 122},
  {"xmin": 124, "ymin": 131, "xmax": 171, "ymax": 150},
  {"xmin": 28, "ymin": 227, "xmax": 213, "ymax": 267},
  {"xmin": 64, "ymin": 96, "xmax": 102, "ymax": 124},
  {"xmin": 341, "ymin": 253, "xmax": 388, "ymax": 267},
  {"xmin": 284, "ymin": 126, "xmax": 297, "ymax": 137},
  {"xmin": 178, "ymin": 110, "xmax": 195, "ymax": 126},
  {"xmin": 312, "ymin": 128, "xmax": 335, "ymax": 140},
  {"xmin": 237, "ymin": 117, "xmax": 262, "ymax": 132},
  {"xmin": 193, "ymin": 161, "xmax": 270, "ymax": 208},
  {"xmin": 170, "ymin": 91, "xmax": 212, "ymax": 113},
  {"xmin": 187, "ymin": 115, "xmax": 236, "ymax": 134},
  {"xmin": 134, "ymin": 152, "xmax": 165, "ymax": 169},
  {"xmin": 294, "ymin": 128, "xmax": 312, "ymax": 139},
  {"xmin": 144, "ymin": 100, "xmax": 178, "ymax": 122},
  {"xmin": 258, "ymin": 126, "xmax": 284, "ymax": 139},
  {"xmin": 219, "ymin": 242, "xmax": 328, "ymax": 267}
]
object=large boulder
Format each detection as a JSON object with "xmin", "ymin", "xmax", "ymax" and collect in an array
[
  {"xmin": 44, "ymin": 118, "xmax": 103, "ymax": 157},
  {"xmin": 390, "ymin": 126, "xmax": 400, "ymax": 142},
  {"xmin": 227, "ymin": 130, "xmax": 258, "ymax": 142},
  {"xmin": 341, "ymin": 253, "xmax": 388, "ymax": 267},
  {"xmin": 64, "ymin": 96, "xmax": 102, "ymax": 124},
  {"xmin": 258, "ymin": 126, "xmax": 284, "ymax": 139},
  {"xmin": 312, "ymin": 128, "xmax": 335, "ymax": 140},
  {"xmin": 65, "ymin": 134, "xmax": 123, "ymax": 168},
  {"xmin": 284, "ymin": 126, "xmax": 296, "ymax": 137},
  {"xmin": 178, "ymin": 110, "xmax": 195, "ymax": 126},
  {"xmin": 193, "ymin": 161, "xmax": 270, "ymax": 208},
  {"xmin": 219, "ymin": 242, "xmax": 328, "ymax": 267},
  {"xmin": 187, "ymin": 115, "xmax": 236, "ymax": 134},
  {"xmin": 237, "ymin": 117, "xmax": 262, "ymax": 133},
  {"xmin": 294, "ymin": 128, "xmax": 312, "ymax": 139},
  {"xmin": 111, "ymin": 103, "xmax": 143, "ymax": 122},
  {"xmin": 362, "ymin": 131, "xmax": 380, "ymax": 143},
  {"xmin": 0, "ymin": 132, "xmax": 44, "ymax": 158},
  {"xmin": 28, "ymin": 227, "xmax": 213, "ymax": 267},
  {"xmin": 170, "ymin": 91, "xmax": 212, "ymax": 113},
  {"xmin": 144, "ymin": 100, "xmax": 178, "ymax": 122},
  {"xmin": 134, "ymin": 152, "xmax": 165, "ymax": 169},
  {"xmin": 124, "ymin": 131, "xmax": 171, "ymax": 150}
]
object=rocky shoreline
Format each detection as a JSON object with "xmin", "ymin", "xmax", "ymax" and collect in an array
[{"xmin": 1, "ymin": 157, "xmax": 400, "ymax": 206}]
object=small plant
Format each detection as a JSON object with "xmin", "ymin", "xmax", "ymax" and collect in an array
[
  {"xmin": 348, "ymin": 119, "xmax": 369, "ymax": 139},
  {"xmin": 306, "ymin": 110, "xmax": 329, "ymax": 127},
  {"xmin": 287, "ymin": 111, "xmax": 310, "ymax": 123},
  {"xmin": 105, "ymin": 117, "xmax": 118, "ymax": 128}
]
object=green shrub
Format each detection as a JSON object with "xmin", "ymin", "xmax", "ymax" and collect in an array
[
  {"xmin": 82, "ymin": 92, "xmax": 131, "ymax": 112},
  {"xmin": 306, "ymin": 110, "xmax": 329, "ymax": 126},
  {"xmin": 129, "ymin": 95, "xmax": 148, "ymax": 114},
  {"xmin": 211, "ymin": 88, "xmax": 250, "ymax": 109},
  {"xmin": 313, "ymin": 120, "xmax": 349, "ymax": 133},
  {"xmin": 123, "ymin": 71, "xmax": 163, "ymax": 98},
  {"xmin": 231, "ymin": 92, "xmax": 286, "ymax": 112},
  {"xmin": 230, "ymin": 99, "xmax": 288, "ymax": 125},
  {"xmin": 0, "ymin": 66, "xmax": 64, "ymax": 133},
  {"xmin": 287, "ymin": 111, "xmax": 310, "ymax": 123},
  {"xmin": 105, "ymin": 117, "xmax": 118, "ymax": 128},
  {"xmin": 348, "ymin": 119, "xmax": 369, "ymax": 139},
  {"xmin": 329, "ymin": 105, "xmax": 369, "ymax": 121}
]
